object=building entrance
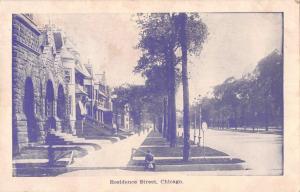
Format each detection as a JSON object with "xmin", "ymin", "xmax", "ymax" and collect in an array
[
  {"xmin": 45, "ymin": 80, "xmax": 56, "ymax": 131},
  {"xmin": 23, "ymin": 77, "xmax": 38, "ymax": 142}
]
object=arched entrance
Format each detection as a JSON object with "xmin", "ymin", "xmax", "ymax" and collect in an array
[
  {"xmin": 45, "ymin": 80, "xmax": 56, "ymax": 131},
  {"xmin": 57, "ymin": 84, "xmax": 66, "ymax": 119},
  {"xmin": 23, "ymin": 77, "xmax": 38, "ymax": 142},
  {"xmin": 57, "ymin": 84, "xmax": 66, "ymax": 131}
]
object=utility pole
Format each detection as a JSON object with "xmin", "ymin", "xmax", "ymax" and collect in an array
[
  {"xmin": 193, "ymin": 102, "xmax": 197, "ymax": 144},
  {"xmin": 198, "ymin": 103, "xmax": 202, "ymax": 145}
]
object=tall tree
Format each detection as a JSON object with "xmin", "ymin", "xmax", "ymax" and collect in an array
[
  {"xmin": 141, "ymin": 64, "xmax": 175, "ymax": 138},
  {"xmin": 196, "ymin": 50, "xmax": 283, "ymax": 131},
  {"xmin": 135, "ymin": 13, "xmax": 208, "ymax": 150},
  {"xmin": 135, "ymin": 13, "xmax": 179, "ymax": 147},
  {"xmin": 254, "ymin": 49, "xmax": 283, "ymax": 130},
  {"xmin": 175, "ymin": 13, "xmax": 208, "ymax": 161},
  {"xmin": 176, "ymin": 13, "xmax": 190, "ymax": 161}
]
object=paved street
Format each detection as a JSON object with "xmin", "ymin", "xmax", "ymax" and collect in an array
[
  {"xmin": 59, "ymin": 128, "xmax": 282, "ymax": 176},
  {"xmin": 179, "ymin": 128, "xmax": 283, "ymax": 175}
]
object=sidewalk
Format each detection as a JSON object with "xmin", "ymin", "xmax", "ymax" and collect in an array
[
  {"xmin": 14, "ymin": 130, "xmax": 152, "ymax": 176},
  {"xmin": 67, "ymin": 129, "xmax": 152, "ymax": 168},
  {"xmin": 59, "ymin": 129, "xmax": 245, "ymax": 175}
]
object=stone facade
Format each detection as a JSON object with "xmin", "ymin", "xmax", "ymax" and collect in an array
[
  {"xmin": 12, "ymin": 14, "xmax": 69, "ymax": 155},
  {"xmin": 12, "ymin": 14, "xmax": 115, "ymax": 155},
  {"xmin": 59, "ymin": 32, "xmax": 81, "ymax": 134}
]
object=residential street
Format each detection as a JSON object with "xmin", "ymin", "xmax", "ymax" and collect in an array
[
  {"xmin": 179, "ymin": 128, "xmax": 283, "ymax": 175},
  {"xmin": 11, "ymin": 13, "xmax": 285, "ymax": 178},
  {"xmin": 58, "ymin": 128, "xmax": 282, "ymax": 176}
]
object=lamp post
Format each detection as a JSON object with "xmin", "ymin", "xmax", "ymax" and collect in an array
[
  {"xmin": 111, "ymin": 94, "xmax": 118, "ymax": 135},
  {"xmin": 197, "ymin": 95, "xmax": 202, "ymax": 147},
  {"xmin": 193, "ymin": 99, "xmax": 197, "ymax": 144},
  {"xmin": 194, "ymin": 98, "xmax": 197, "ymax": 144}
]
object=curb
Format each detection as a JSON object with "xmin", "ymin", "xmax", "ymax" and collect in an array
[{"xmin": 125, "ymin": 162, "xmax": 247, "ymax": 172}]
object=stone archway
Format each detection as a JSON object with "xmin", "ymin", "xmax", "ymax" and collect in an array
[
  {"xmin": 23, "ymin": 77, "xmax": 38, "ymax": 142},
  {"xmin": 45, "ymin": 80, "xmax": 56, "ymax": 131}
]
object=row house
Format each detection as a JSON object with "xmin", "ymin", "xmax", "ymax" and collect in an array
[
  {"xmin": 92, "ymin": 73, "xmax": 113, "ymax": 125},
  {"xmin": 82, "ymin": 69, "xmax": 114, "ymax": 129},
  {"xmin": 56, "ymin": 32, "xmax": 115, "ymax": 135},
  {"xmin": 12, "ymin": 14, "xmax": 115, "ymax": 155},
  {"xmin": 12, "ymin": 14, "xmax": 70, "ymax": 154}
]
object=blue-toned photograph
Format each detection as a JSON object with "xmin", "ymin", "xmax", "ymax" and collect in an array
[{"xmin": 12, "ymin": 13, "xmax": 283, "ymax": 177}]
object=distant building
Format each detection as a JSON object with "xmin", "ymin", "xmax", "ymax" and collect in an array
[
  {"xmin": 112, "ymin": 102, "xmax": 133, "ymax": 132},
  {"xmin": 93, "ymin": 73, "xmax": 113, "ymax": 125},
  {"xmin": 121, "ymin": 104, "xmax": 131, "ymax": 130}
]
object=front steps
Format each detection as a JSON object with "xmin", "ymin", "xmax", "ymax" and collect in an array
[
  {"xmin": 13, "ymin": 130, "xmax": 108, "ymax": 175},
  {"xmin": 13, "ymin": 127, "xmax": 137, "ymax": 176}
]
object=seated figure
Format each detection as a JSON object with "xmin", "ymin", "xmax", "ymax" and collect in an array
[{"xmin": 144, "ymin": 150, "xmax": 155, "ymax": 171}]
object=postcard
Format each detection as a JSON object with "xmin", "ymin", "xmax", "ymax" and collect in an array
[{"xmin": 0, "ymin": 0, "xmax": 299, "ymax": 192}]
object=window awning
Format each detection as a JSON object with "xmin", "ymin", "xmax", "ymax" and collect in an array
[
  {"xmin": 97, "ymin": 105, "xmax": 110, "ymax": 112},
  {"xmin": 75, "ymin": 85, "xmax": 88, "ymax": 95},
  {"xmin": 75, "ymin": 64, "xmax": 91, "ymax": 78}
]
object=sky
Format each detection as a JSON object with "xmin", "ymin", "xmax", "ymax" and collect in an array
[{"xmin": 35, "ymin": 13, "xmax": 282, "ymax": 108}]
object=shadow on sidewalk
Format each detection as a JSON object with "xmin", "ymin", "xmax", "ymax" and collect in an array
[
  {"xmin": 209, "ymin": 127, "xmax": 283, "ymax": 135},
  {"xmin": 127, "ymin": 130, "xmax": 246, "ymax": 172}
]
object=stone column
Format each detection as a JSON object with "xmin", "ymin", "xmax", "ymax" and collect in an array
[
  {"xmin": 13, "ymin": 113, "xmax": 29, "ymax": 153},
  {"xmin": 53, "ymin": 98, "xmax": 61, "ymax": 132}
]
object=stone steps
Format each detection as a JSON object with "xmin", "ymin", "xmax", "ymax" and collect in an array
[
  {"xmin": 13, "ymin": 131, "xmax": 104, "ymax": 170},
  {"xmin": 46, "ymin": 134, "xmax": 70, "ymax": 145},
  {"xmin": 55, "ymin": 132, "xmax": 115, "ymax": 146},
  {"xmin": 83, "ymin": 135, "xmax": 120, "ymax": 143},
  {"xmin": 14, "ymin": 145, "xmax": 91, "ymax": 160},
  {"xmin": 78, "ymin": 121, "xmax": 115, "ymax": 137}
]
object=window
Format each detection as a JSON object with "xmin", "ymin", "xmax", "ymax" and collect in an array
[
  {"xmin": 64, "ymin": 69, "xmax": 71, "ymax": 83},
  {"xmin": 68, "ymin": 96, "xmax": 72, "ymax": 115},
  {"xmin": 86, "ymin": 85, "xmax": 92, "ymax": 97}
]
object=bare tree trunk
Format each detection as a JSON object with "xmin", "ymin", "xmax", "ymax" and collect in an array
[
  {"xmin": 264, "ymin": 92, "xmax": 269, "ymax": 131},
  {"xmin": 153, "ymin": 118, "xmax": 156, "ymax": 132},
  {"xmin": 168, "ymin": 49, "xmax": 177, "ymax": 147},
  {"xmin": 265, "ymin": 100, "xmax": 269, "ymax": 131},
  {"xmin": 178, "ymin": 13, "xmax": 190, "ymax": 161},
  {"xmin": 158, "ymin": 116, "xmax": 163, "ymax": 133},
  {"xmin": 164, "ymin": 14, "xmax": 177, "ymax": 147},
  {"xmin": 163, "ymin": 97, "xmax": 167, "ymax": 138},
  {"xmin": 234, "ymin": 108, "xmax": 237, "ymax": 130}
]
